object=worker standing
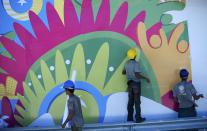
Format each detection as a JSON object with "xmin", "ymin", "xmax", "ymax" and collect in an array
[{"xmin": 122, "ymin": 48, "xmax": 150, "ymax": 123}]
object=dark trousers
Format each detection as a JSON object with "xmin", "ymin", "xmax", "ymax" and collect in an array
[
  {"xmin": 178, "ymin": 106, "xmax": 197, "ymax": 118},
  {"xmin": 127, "ymin": 81, "xmax": 141, "ymax": 121}
]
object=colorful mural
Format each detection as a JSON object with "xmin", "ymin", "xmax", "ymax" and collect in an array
[{"xmin": 0, "ymin": 0, "xmax": 192, "ymax": 127}]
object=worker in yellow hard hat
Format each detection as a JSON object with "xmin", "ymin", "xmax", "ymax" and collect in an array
[
  {"xmin": 122, "ymin": 48, "xmax": 150, "ymax": 123},
  {"xmin": 127, "ymin": 48, "xmax": 137, "ymax": 59}
]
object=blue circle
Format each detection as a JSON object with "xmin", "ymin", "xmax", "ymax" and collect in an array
[
  {"xmin": 38, "ymin": 81, "xmax": 110, "ymax": 123},
  {"xmin": 9, "ymin": 0, "xmax": 33, "ymax": 13}
]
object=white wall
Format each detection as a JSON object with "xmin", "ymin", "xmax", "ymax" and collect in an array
[{"xmin": 168, "ymin": 0, "xmax": 207, "ymax": 114}]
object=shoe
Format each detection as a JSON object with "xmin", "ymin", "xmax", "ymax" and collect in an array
[
  {"xmin": 136, "ymin": 117, "xmax": 146, "ymax": 123},
  {"xmin": 127, "ymin": 118, "xmax": 133, "ymax": 122}
]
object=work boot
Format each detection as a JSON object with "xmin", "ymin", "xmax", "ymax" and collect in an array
[
  {"xmin": 136, "ymin": 117, "xmax": 146, "ymax": 123},
  {"xmin": 127, "ymin": 118, "xmax": 133, "ymax": 122}
]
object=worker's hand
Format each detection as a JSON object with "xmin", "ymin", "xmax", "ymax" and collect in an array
[
  {"xmin": 146, "ymin": 78, "xmax": 150, "ymax": 83},
  {"xmin": 194, "ymin": 103, "xmax": 198, "ymax": 107},
  {"xmin": 199, "ymin": 94, "xmax": 204, "ymax": 98},
  {"xmin": 61, "ymin": 123, "xmax": 66, "ymax": 128}
]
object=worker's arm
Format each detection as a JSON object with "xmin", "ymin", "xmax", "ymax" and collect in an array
[
  {"xmin": 62, "ymin": 110, "xmax": 74, "ymax": 128},
  {"xmin": 190, "ymin": 84, "xmax": 204, "ymax": 100},
  {"xmin": 122, "ymin": 69, "xmax": 126, "ymax": 75},
  {"xmin": 135, "ymin": 72, "xmax": 150, "ymax": 83},
  {"xmin": 62, "ymin": 99, "xmax": 74, "ymax": 128},
  {"xmin": 193, "ymin": 94, "xmax": 204, "ymax": 100}
]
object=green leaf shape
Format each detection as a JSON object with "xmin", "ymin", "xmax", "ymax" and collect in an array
[
  {"xmin": 23, "ymin": 82, "xmax": 36, "ymax": 103},
  {"xmin": 15, "ymin": 71, "xmax": 48, "ymax": 126},
  {"xmin": 29, "ymin": 70, "xmax": 45, "ymax": 96},
  {"xmin": 15, "ymin": 90, "xmax": 33, "ymax": 126},
  {"xmin": 17, "ymin": 94, "xmax": 29, "ymax": 109},
  {"xmin": 103, "ymin": 58, "xmax": 127, "ymax": 95},
  {"xmin": 40, "ymin": 60, "xmax": 56, "ymax": 92},
  {"xmin": 70, "ymin": 44, "xmax": 86, "ymax": 81},
  {"xmin": 14, "ymin": 105, "xmax": 31, "ymax": 126},
  {"xmin": 55, "ymin": 50, "xmax": 69, "ymax": 84},
  {"xmin": 49, "ymin": 94, "xmax": 67, "ymax": 124},
  {"xmin": 87, "ymin": 42, "xmax": 109, "ymax": 92},
  {"xmin": 23, "ymin": 81, "xmax": 40, "ymax": 119},
  {"xmin": 5, "ymin": 32, "xmax": 16, "ymax": 39}
]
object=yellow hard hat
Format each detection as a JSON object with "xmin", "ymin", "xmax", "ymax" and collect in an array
[{"xmin": 127, "ymin": 48, "xmax": 137, "ymax": 59}]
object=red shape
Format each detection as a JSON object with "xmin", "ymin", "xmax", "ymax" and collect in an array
[
  {"xmin": 2, "ymin": 96, "xmax": 17, "ymax": 127},
  {"xmin": 161, "ymin": 90, "xmax": 179, "ymax": 112}
]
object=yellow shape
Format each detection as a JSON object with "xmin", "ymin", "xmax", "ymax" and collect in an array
[
  {"xmin": 177, "ymin": 40, "xmax": 189, "ymax": 53},
  {"xmin": 137, "ymin": 22, "xmax": 191, "ymax": 96},
  {"xmin": 127, "ymin": 48, "xmax": 137, "ymax": 59},
  {"xmin": 149, "ymin": 35, "xmax": 162, "ymax": 48},
  {"xmin": 0, "ymin": 84, "xmax": 6, "ymax": 96},
  {"xmin": 6, "ymin": 76, "xmax": 17, "ymax": 96},
  {"xmin": 54, "ymin": 0, "xmax": 64, "ymax": 23}
]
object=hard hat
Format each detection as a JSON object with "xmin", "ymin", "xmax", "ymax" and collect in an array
[
  {"xmin": 180, "ymin": 69, "xmax": 189, "ymax": 78},
  {"xmin": 127, "ymin": 48, "xmax": 137, "ymax": 59},
  {"xmin": 63, "ymin": 80, "xmax": 75, "ymax": 90}
]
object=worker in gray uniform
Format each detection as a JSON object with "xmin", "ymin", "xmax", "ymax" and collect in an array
[
  {"xmin": 173, "ymin": 69, "xmax": 204, "ymax": 118},
  {"xmin": 62, "ymin": 80, "xmax": 84, "ymax": 131},
  {"xmin": 122, "ymin": 48, "xmax": 150, "ymax": 123}
]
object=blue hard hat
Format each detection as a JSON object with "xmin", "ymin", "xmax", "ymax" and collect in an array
[
  {"xmin": 180, "ymin": 69, "xmax": 189, "ymax": 78},
  {"xmin": 63, "ymin": 80, "xmax": 75, "ymax": 89}
]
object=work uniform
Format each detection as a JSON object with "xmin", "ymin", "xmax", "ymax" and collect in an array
[
  {"xmin": 173, "ymin": 81, "xmax": 197, "ymax": 118},
  {"xmin": 124, "ymin": 59, "xmax": 142, "ymax": 121},
  {"xmin": 68, "ymin": 94, "xmax": 84, "ymax": 131}
]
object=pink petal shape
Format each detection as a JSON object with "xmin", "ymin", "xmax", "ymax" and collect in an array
[
  {"xmin": 125, "ymin": 11, "xmax": 146, "ymax": 44},
  {"xmin": 29, "ymin": 11, "xmax": 50, "ymax": 44},
  {"xmin": 95, "ymin": 0, "xmax": 110, "ymax": 30},
  {"xmin": 13, "ymin": 23, "xmax": 43, "ymax": 62},
  {"xmin": 47, "ymin": 3, "xmax": 64, "ymax": 34},
  {"xmin": 0, "ymin": 36, "xmax": 25, "ymax": 61},
  {"xmin": 146, "ymin": 22, "xmax": 162, "ymax": 41},
  {"xmin": 0, "ymin": 55, "xmax": 17, "ymax": 74},
  {"xmin": 15, "ymin": 82, "xmax": 24, "ymax": 95},
  {"xmin": 13, "ymin": 23, "xmax": 38, "ymax": 48},
  {"xmin": 0, "ymin": 73, "xmax": 7, "ymax": 83},
  {"xmin": 64, "ymin": 0, "xmax": 80, "ymax": 36},
  {"xmin": 80, "ymin": 0, "xmax": 95, "ymax": 33},
  {"xmin": 110, "ymin": 2, "xmax": 128, "ymax": 33}
]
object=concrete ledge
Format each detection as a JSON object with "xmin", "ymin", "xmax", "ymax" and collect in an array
[{"xmin": 1, "ymin": 117, "xmax": 207, "ymax": 131}]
